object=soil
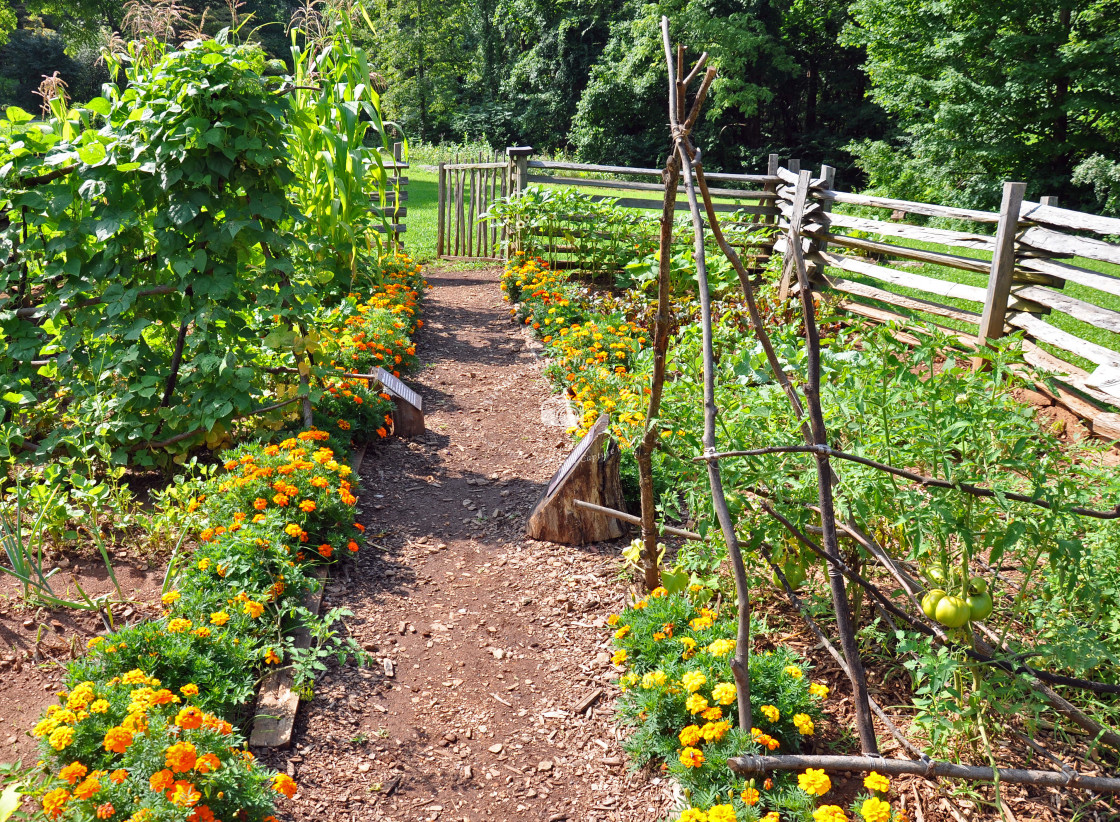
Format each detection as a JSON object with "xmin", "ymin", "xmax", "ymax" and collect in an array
[{"xmin": 0, "ymin": 552, "xmax": 165, "ymax": 766}]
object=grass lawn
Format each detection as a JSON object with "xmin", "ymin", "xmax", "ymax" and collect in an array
[{"xmin": 402, "ymin": 168, "xmax": 438, "ymax": 263}]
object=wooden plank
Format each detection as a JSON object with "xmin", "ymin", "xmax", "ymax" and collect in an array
[
  {"xmin": 436, "ymin": 163, "xmax": 446, "ymax": 257},
  {"xmin": 810, "ymin": 230, "xmax": 992, "ymax": 275},
  {"xmin": 372, "ymin": 224, "xmax": 407, "ymax": 233},
  {"xmin": 826, "ymin": 212, "xmax": 996, "ymax": 251},
  {"xmin": 775, "ymin": 167, "xmax": 827, "ymax": 187},
  {"xmin": 590, "ymin": 195, "xmax": 776, "ymax": 215},
  {"xmin": 443, "ymin": 162, "xmax": 507, "ymax": 170},
  {"xmin": 816, "ymin": 250, "xmax": 987, "ymax": 302},
  {"xmin": 817, "ymin": 189, "xmax": 1001, "ymax": 224},
  {"xmin": 1019, "ymin": 226, "xmax": 1120, "ymax": 267},
  {"xmin": 827, "ymin": 276, "xmax": 983, "ymax": 326},
  {"xmin": 1020, "ymin": 201, "xmax": 1120, "ymax": 238},
  {"xmin": 528, "ymin": 159, "xmax": 774, "ymax": 185},
  {"xmin": 976, "ymin": 181, "xmax": 1028, "ymax": 356},
  {"xmin": 1018, "ymin": 256, "xmax": 1120, "ymax": 298},
  {"xmin": 834, "ymin": 299, "xmax": 981, "ymax": 348},
  {"xmin": 370, "ymin": 206, "xmax": 407, "ymax": 218},
  {"xmin": 524, "ymin": 174, "xmax": 776, "ymax": 200},
  {"xmin": 1013, "ymin": 285, "xmax": 1120, "ymax": 334},
  {"xmin": 1008, "ymin": 312, "xmax": 1120, "ymax": 366}
]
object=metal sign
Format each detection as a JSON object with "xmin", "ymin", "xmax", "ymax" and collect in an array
[
  {"xmin": 546, "ymin": 413, "xmax": 609, "ymax": 498},
  {"xmin": 375, "ymin": 367, "xmax": 423, "ymax": 411}
]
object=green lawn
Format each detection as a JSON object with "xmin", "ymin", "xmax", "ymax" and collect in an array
[{"xmin": 402, "ymin": 168, "xmax": 438, "ymax": 263}]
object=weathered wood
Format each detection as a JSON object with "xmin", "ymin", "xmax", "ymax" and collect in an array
[
  {"xmin": 1017, "ymin": 256, "xmax": 1120, "ymax": 298},
  {"xmin": 778, "ymin": 171, "xmax": 813, "ymax": 300},
  {"xmin": 1019, "ymin": 225, "xmax": 1120, "ymax": 267},
  {"xmin": 372, "ymin": 224, "xmax": 407, "ymax": 233},
  {"xmin": 527, "ymin": 414, "xmax": 626, "ymax": 545},
  {"xmin": 1013, "ymin": 285, "xmax": 1120, "ymax": 333},
  {"xmin": 375, "ymin": 366, "xmax": 424, "ymax": 437},
  {"xmin": 571, "ymin": 499, "xmax": 703, "ymax": 541},
  {"xmin": 370, "ymin": 206, "xmax": 407, "ymax": 219},
  {"xmin": 975, "ymin": 181, "xmax": 1028, "ymax": 361},
  {"xmin": 809, "ymin": 230, "xmax": 993, "ymax": 275},
  {"xmin": 588, "ymin": 195, "xmax": 776, "ymax": 215},
  {"xmin": 508, "ymin": 146, "xmax": 533, "ymax": 195},
  {"xmin": 836, "ymin": 299, "xmax": 982, "ymax": 348},
  {"xmin": 1008, "ymin": 312, "xmax": 1120, "ymax": 367},
  {"xmin": 817, "ymin": 189, "xmax": 1001, "ymax": 224},
  {"xmin": 443, "ymin": 161, "xmax": 507, "ymax": 170},
  {"xmin": 826, "ymin": 211, "xmax": 996, "ymax": 251},
  {"xmin": 1020, "ymin": 200, "xmax": 1120, "ymax": 237},
  {"xmin": 528, "ymin": 159, "xmax": 777, "ymax": 185},
  {"xmin": 524, "ymin": 173, "xmax": 776, "ymax": 200},
  {"xmin": 436, "ymin": 163, "xmax": 446, "ymax": 257},
  {"xmin": 825, "ymin": 275, "xmax": 983, "ymax": 326},
  {"xmin": 775, "ymin": 167, "xmax": 827, "ymax": 187},
  {"xmin": 816, "ymin": 250, "xmax": 987, "ymax": 303}
]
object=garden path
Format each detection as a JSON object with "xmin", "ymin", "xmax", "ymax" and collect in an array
[{"xmin": 259, "ymin": 265, "xmax": 676, "ymax": 822}]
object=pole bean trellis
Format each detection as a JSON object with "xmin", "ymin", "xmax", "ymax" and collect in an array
[{"xmin": 649, "ymin": 15, "xmax": 1120, "ymax": 799}]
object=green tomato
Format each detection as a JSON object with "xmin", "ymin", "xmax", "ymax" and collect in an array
[
  {"xmin": 927, "ymin": 567, "xmax": 947, "ymax": 586},
  {"xmin": 921, "ymin": 589, "xmax": 946, "ymax": 619},
  {"xmin": 771, "ymin": 560, "xmax": 807, "ymax": 591},
  {"xmin": 935, "ymin": 595, "xmax": 971, "ymax": 629},
  {"xmin": 967, "ymin": 592, "xmax": 994, "ymax": 621},
  {"xmin": 725, "ymin": 492, "xmax": 746, "ymax": 517},
  {"xmin": 968, "ymin": 577, "xmax": 988, "ymax": 595}
]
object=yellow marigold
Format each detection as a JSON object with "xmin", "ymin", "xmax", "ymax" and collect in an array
[
  {"xmin": 650, "ymin": 586, "xmax": 668, "ymax": 598},
  {"xmin": 860, "ymin": 797, "xmax": 891, "ymax": 822},
  {"xmin": 679, "ymin": 811, "xmax": 706, "ymax": 822},
  {"xmin": 121, "ymin": 670, "xmax": 149, "ymax": 685},
  {"xmin": 762, "ymin": 814, "xmax": 780, "ymax": 822},
  {"xmin": 813, "ymin": 806, "xmax": 848, "ymax": 822},
  {"xmin": 700, "ymin": 721, "xmax": 730, "ymax": 743},
  {"xmin": 706, "ymin": 638, "xmax": 735, "ymax": 656},
  {"xmin": 741, "ymin": 786, "xmax": 760, "ymax": 806},
  {"xmin": 685, "ymin": 693, "xmax": 709, "ymax": 715},
  {"xmin": 168, "ymin": 618, "xmax": 192, "ymax": 633},
  {"xmin": 759, "ymin": 704, "xmax": 780, "ymax": 723},
  {"xmin": 810, "ymin": 681, "xmax": 830, "ymax": 698},
  {"xmin": 161, "ymin": 591, "xmax": 181, "ymax": 605},
  {"xmin": 611, "ymin": 649, "xmax": 627, "ymax": 665},
  {"xmin": 210, "ymin": 611, "xmax": 230, "ymax": 626},
  {"xmin": 49, "ymin": 726, "xmax": 74, "ymax": 750},
  {"xmin": 678, "ymin": 746, "xmax": 705, "ymax": 768},
  {"xmin": 681, "ymin": 671, "xmax": 707, "ymax": 693},
  {"xmin": 799, "ymin": 768, "xmax": 832, "ymax": 796},
  {"xmin": 794, "ymin": 713, "xmax": 815, "ymax": 735},
  {"xmin": 641, "ymin": 670, "xmax": 668, "ymax": 689},
  {"xmin": 784, "ymin": 665, "xmax": 804, "ymax": 679},
  {"xmin": 632, "ymin": 599, "xmax": 648, "ymax": 610},
  {"xmin": 711, "ymin": 682, "xmax": 736, "ymax": 705},
  {"xmin": 614, "ymin": 625, "xmax": 630, "ymax": 639},
  {"xmin": 606, "ymin": 614, "xmax": 620, "ymax": 626},
  {"xmin": 678, "ymin": 725, "xmax": 702, "ymax": 746},
  {"xmin": 706, "ymin": 805, "xmax": 735, "ymax": 822},
  {"xmin": 701, "ymin": 706, "xmax": 723, "ymax": 721},
  {"xmin": 244, "ymin": 600, "xmax": 265, "ymax": 618},
  {"xmin": 864, "ymin": 772, "xmax": 891, "ymax": 793},
  {"xmin": 90, "ymin": 699, "xmax": 110, "ymax": 714}
]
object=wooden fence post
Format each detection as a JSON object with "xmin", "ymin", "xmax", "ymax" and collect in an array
[
  {"xmin": 436, "ymin": 162, "xmax": 446, "ymax": 258},
  {"xmin": 806, "ymin": 164, "xmax": 835, "ymax": 283},
  {"xmin": 507, "ymin": 146, "xmax": 533, "ymax": 197},
  {"xmin": 973, "ymin": 181, "xmax": 1028, "ymax": 369}
]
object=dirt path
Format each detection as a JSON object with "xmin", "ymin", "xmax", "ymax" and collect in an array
[{"xmin": 261, "ymin": 265, "xmax": 674, "ymax": 822}]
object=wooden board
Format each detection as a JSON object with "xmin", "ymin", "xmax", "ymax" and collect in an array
[
  {"xmin": 817, "ymin": 189, "xmax": 1000, "ymax": 224},
  {"xmin": 375, "ymin": 367, "xmax": 425, "ymax": 437},
  {"xmin": 528, "ymin": 414, "xmax": 626, "ymax": 545},
  {"xmin": 1020, "ymin": 201, "xmax": 1120, "ymax": 237},
  {"xmin": 588, "ymin": 195, "xmax": 776, "ymax": 216},
  {"xmin": 1012, "ymin": 285, "xmax": 1120, "ymax": 334},
  {"xmin": 816, "ymin": 251, "xmax": 987, "ymax": 303},
  {"xmin": 528, "ymin": 159, "xmax": 774, "ymax": 185},
  {"xmin": 1019, "ymin": 226, "xmax": 1120, "ymax": 267},
  {"xmin": 833, "ymin": 299, "xmax": 980, "ymax": 347},
  {"xmin": 1008, "ymin": 312, "xmax": 1120, "ymax": 367},
  {"xmin": 811, "ymin": 231, "xmax": 992, "ymax": 275},
  {"xmin": 825, "ymin": 212, "xmax": 996, "ymax": 251},
  {"xmin": 1017, "ymin": 257, "xmax": 1120, "ymax": 299},
  {"xmin": 524, "ymin": 174, "xmax": 775, "ymax": 200},
  {"xmin": 827, "ymin": 276, "xmax": 983, "ymax": 326}
]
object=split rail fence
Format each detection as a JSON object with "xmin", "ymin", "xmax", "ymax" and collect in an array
[{"xmin": 772, "ymin": 167, "xmax": 1120, "ymax": 425}]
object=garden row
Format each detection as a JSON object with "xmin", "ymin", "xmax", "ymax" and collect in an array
[
  {"xmin": 22, "ymin": 255, "xmax": 425, "ymax": 822},
  {"xmin": 500, "ymin": 184, "xmax": 1120, "ymax": 820}
]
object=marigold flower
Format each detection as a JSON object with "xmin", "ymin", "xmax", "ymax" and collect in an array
[
  {"xmin": 254, "ymin": 497, "xmax": 268, "ymax": 510},
  {"xmin": 265, "ymin": 648, "xmax": 281, "ymax": 665},
  {"xmin": 168, "ymin": 618, "xmax": 192, "ymax": 633},
  {"xmin": 299, "ymin": 499, "xmax": 317, "ymax": 513},
  {"xmin": 700, "ymin": 721, "xmax": 729, "ymax": 742},
  {"xmin": 196, "ymin": 753, "xmax": 221, "ymax": 774},
  {"xmin": 169, "ymin": 780, "xmax": 202, "ymax": 808},
  {"xmin": 60, "ymin": 762, "xmax": 88, "ymax": 784},
  {"xmin": 711, "ymin": 682, "xmax": 736, "ymax": 705},
  {"xmin": 150, "ymin": 769, "xmax": 175, "ymax": 792},
  {"xmin": 741, "ymin": 786, "xmax": 760, "ymax": 806},
  {"xmin": 210, "ymin": 611, "xmax": 230, "ymax": 626},
  {"xmin": 760, "ymin": 704, "xmax": 780, "ymax": 723},
  {"xmin": 685, "ymin": 694, "xmax": 708, "ymax": 714},
  {"xmin": 794, "ymin": 713, "xmax": 815, "ymax": 735},
  {"xmin": 678, "ymin": 746, "xmax": 705, "ymax": 768},
  {"xmin": 611, "ymin": 649, "xmax": 627, "ymax": 665},
  {"xmin": 799, "ymin": 768, "xmax": 832, "ymax": 796},
  {"xmin": 353, "ymin": 522, "xmax": 365, "ymax": 532},
  {"xmin": 864, "ymin": 771, "xmax": 891, "ymax": 793},
  {"xmin": 272, "ymin": 773, "xmax": 298, "ymax": 798},
  {"xmin": 860, "ymin": 797, "xmax": 891, "ymax": 822},
  {"xmin": 346, "ymin": 540, "xmax": 359, "ymax": 552},
  {"xmin": 809, "ymin": 681, "xmax": 830, "ymax": 698},
  {"xmin": 814, "ymin": 806, "xmax": 848, "ymax": 822},
  {"xmin": 707, "ymin": 806, "xmax": 735, "ymax": 822},
  {"xmin": 109, "ymin": 769, "xmax": 128, "ymax": 784},
  {"xmin": 761, "ymin": 814, "xmax": 780, "ymax": 822},
  {"xmin": 678, "ymin": 725, "xmax": 702, "ymax": 746},
  {"xmin": 49, "ymin": 726, "xmax": 74, "ymax": 750},
  {"xmin": 166, "ymin": 740, "xmax": 198, "ymax": 773},
  {"xmin": 73, "ymin": 776, "xmax": 100, "ymax": 800},
  {"xmin": 707, "ymin": 638, "xmax": 734, "ymax": 656},
  {"xmin": 700, "ymin": 706, "xmax": 723, "ymax": 721},
  {"xmin": 181, "ymin": 683, "xmax": 199, "ymax": 697},
  {"xmin": 103, "ymin": 727, "xmax": 133, "ymax": 754},
  {"xmin": 96, "ymin": 803, "xmax": 115, "ymax": 819},
  {"xmin": 678, "ymin": 811, "xmax": 705, "ymax": 822},
  {"xmin": 162, "ymin": 590, "xmax": 181, "ymax": 605},
  {"xmin": 244, "ymin": 600, "xmax": 265, "ymax": 618},
  {"xmin": 42, "ymin": 788, "xmax": 69, "ymax": 820},
  {"xmin": 784, "ymin": 665, "xmax": 804, "ymax": 679},
  {"xmin": 272, "ymin": 493, "xmax": 290, "ymax": 506},
  {"xmin": 175, "ymin": 707, "xmax": 204, "ymax": 730},
  {"xmin": 613, "ymin": 625, "xmax": 630, "ymax": 639},
  {"xmin": 681, "ymin": 671, "xmax": 707, "ymax": 693}
]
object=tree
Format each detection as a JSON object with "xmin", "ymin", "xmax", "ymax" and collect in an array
[{"xmin": 844, "ymin": 0, "xmax": 1120, "ymax": 208}]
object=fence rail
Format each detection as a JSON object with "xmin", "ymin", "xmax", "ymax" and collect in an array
[
  {"xmin": 774, "ymin": 167, "xmax": 1120, "ymax": 414},
  {"xmin": 373, "ymin": 141, "xmax": 408, "ymax": 248}
]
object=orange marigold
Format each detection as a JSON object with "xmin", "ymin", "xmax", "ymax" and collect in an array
[
  {"xmin": 165, "ymin": 740, "xmax": 198, "ymax": 773},
  {"xmin": 103, "ymin": 727, "xmax": 133, "ymax": 754},
  {"xmin": 109, "ymin": 769, "xmax": 128, "ymax": 784},
  {"xmin": 96, "ymin": 803, "xmax": 115, "ymax": 819},
  {"xmin": 149, "ymin": 769, "xmax": 175, "ymax": 792},
  {"xmin": 73, "ymin": 777, "xmax": 100, "ymax": 800},
  {"xmin": 59, "ymin": 761, "xmax": 87, "ymax": 785},
  {"xmin": 272, "ymin": 773, "xmax": 298, "ymax": 798},
  {"xmin": 169, "ymin": 781, "xmax": 202, "ymax": 808},
  {"xmin": 42, "ymin": 788, "xmax": 69, "ymax": 820},
  {"xmin": 195, "ymin": 753, "xmax": 221, "ymax": 774},
  {"xmin": 175, "ymin": 707, "xmax": 204, "ymax": 730},
  {"xmin": 253, "ymin": 498, "xmax": 268, "ymax": 510}
]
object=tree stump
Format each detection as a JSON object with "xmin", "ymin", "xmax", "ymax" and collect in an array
[{"xmin": 527, "ymin": 414, "xmax": 627, "ymax": 544}]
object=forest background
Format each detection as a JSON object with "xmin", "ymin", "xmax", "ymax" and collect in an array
[{"xmin": 6, "ymin": 0, "xmax": 1120, "ymax": 213}]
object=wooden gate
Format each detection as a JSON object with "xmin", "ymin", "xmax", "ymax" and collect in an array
[{"xmin": 436, "ymin": 155, "xmax": 508, "ymax": 261}]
